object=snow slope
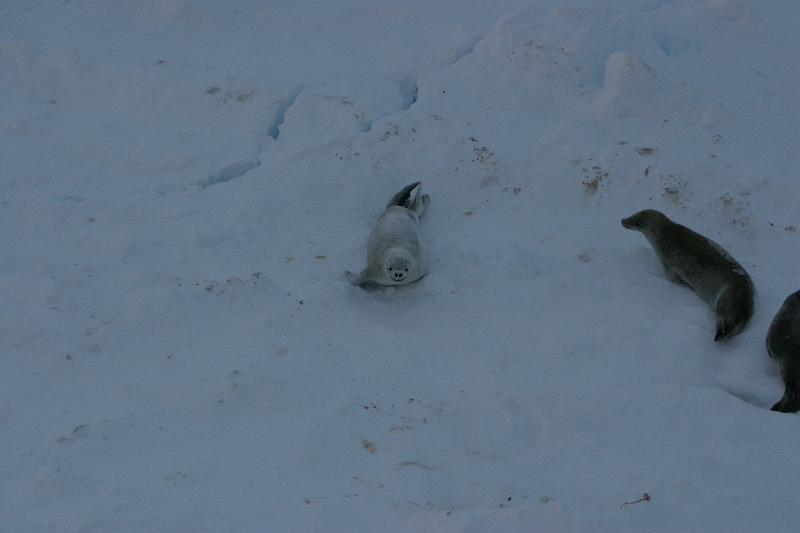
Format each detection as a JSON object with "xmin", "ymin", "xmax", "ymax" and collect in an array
[{"xmin": 2, "ymin": 0, "xmax": 800, "ymax": 531}]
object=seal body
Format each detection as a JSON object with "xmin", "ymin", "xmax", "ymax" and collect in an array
[
  {"xmin": 621, "ymin": 209, "xmax": 755, "ymax": 341},
  {"xmin": 767, "ymin": 290, "xmax": 800, "ymax": 412},
  {"xmin": 348, "ymin": 182, "xmax": 430, "ymax": 287}
]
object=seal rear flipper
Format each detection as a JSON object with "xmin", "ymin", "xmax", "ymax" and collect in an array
[
  {"xmin": 412, "ymin": 192, "xmax": 430, "ymax": 218},
  {"xmin": 771, "ymin": 395, "xmax": 800, "ymax": 413},
  {"xmin": 772, "ymin": 361, "xmax": 800, "ymax": 412},
  {"xmin": 387, "ymin": 181, "xmax": 421, "ymax": 208},
  {"xmin": 714, "ymin": 315, "xmax": 744, "ymax": 342},
  {"xmin": 714, "ymin": 323, "xmax": 729, "ymax": 342}
]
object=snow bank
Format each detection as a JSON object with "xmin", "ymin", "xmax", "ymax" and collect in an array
[{"xmin": 2, "ymin": 1, "xmax": 800, "ymax": 531}]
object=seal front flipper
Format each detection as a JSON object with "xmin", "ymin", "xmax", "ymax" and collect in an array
[
  {"xmin": 345, "ymin": 269, "xmax": 370, "ymax": 287},
  {"xmin": 664, "ymin": 268, "xmax": 687, "ymax": 285}
]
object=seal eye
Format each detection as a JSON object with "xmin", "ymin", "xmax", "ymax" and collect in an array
[
  {"xmin": 388, "ymin": 267, "xmax": 393, "ymax": 271},
  {"xmin": 404, "ymin": 267, "xmax": 408, "ymax": 272}
]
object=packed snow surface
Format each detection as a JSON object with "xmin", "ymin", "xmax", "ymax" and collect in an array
[{"xmin": 2, "ymin": 0, "xmax": 800, "ymax": 531}]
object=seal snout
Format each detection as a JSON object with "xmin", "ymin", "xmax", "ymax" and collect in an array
[{"xmin": 621, "ymin": 216, "xmax": 635, "ymax": 229}]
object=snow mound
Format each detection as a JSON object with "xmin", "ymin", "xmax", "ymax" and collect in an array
[
  {"xmin": 596, "ymin": 51, "xmax": 704, "ymax": 121},
  {"xmin": 277, "ymin": 77, "xmax": 409, "ymax": 152},
  {"xmin": 707, "ymin": 0, "xmax": 756, "ymax": 23}
]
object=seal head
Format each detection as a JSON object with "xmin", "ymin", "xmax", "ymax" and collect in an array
[
  {"xmin": 621, "ymin": 209, "xmax": 669, "ymax": 235},
  {"xmin": 383, "ymin": 247, "xmax": 416, "ymax": 284}
]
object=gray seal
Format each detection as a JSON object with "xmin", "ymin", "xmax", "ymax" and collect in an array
[
  {"xmin": 766, "ymin": 289, "xmax": 800, "ymax": 412},
  {"xmin": 622, "ymin": 209, "xmax": 755, "ymax": 341},
  {"xmin": 347, "ymin": 181, "xmax": 430, "ymax": 287}
]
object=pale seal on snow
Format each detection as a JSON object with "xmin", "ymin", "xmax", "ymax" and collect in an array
[
  {"xmin": 766, "ymin": 289, "xmax": 800, "ymax": 412},
  {"xmin": 622, "ymin": 209, "xmax": 755, "ymax": 341},
  {"xmin": 347, "ymin": 181, "xmax": 430, "ymax": 287}
]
